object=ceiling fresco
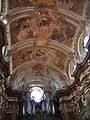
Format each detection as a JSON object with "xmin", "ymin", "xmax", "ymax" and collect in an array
[
  {"xmin": 8, "ymin": 0, "xmax": 56, "ymax": 9},
  {"xmin": 8, "ymin": 0, "xmax": 85, "ymax": 16},
  {"xmin": 58, "ymin": 0, "xmax": 85, "ymax": 15},
  {"xmin": 12, "ymin": 46, "xmax": 67, "ymax": 70},
  {"xmin": 10, "ymin": 8, "xmax": 76, "ymax": 46},
  {"xmin": 1, "ymin": 0, "xmax": 88, "ymax": 92}
]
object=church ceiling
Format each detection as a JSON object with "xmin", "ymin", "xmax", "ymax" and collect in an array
[
  {"xmin": 10, "ymin": 10, "xmax": 76, "ymax": 46},
  {"xmin": 1, "ymin": 0, "xmax": 89, "ymax": 92},
  {"xmin": 8, "ymin": 0, "xmax": 85, "ymax": 16}
]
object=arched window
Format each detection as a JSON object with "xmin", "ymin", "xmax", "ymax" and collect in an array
[
  {"xmin": 30, "ymin": 87, "xmax": 44, "ymax": 103},
  {"xmin": 2, "ymin": 46, "xmax": 9, "ymax": 62},
  {"xmin": 84, "ymin": 35, "xmax": 89, "ymax": 52}
]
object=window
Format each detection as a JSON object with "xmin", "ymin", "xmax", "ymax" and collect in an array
[
  {"xmin": 84, "ymin": 35, "xmax": 89, "ymax": 52},
  {"xmin": 30, "ymin": 87, "xmax": 44, "ymax": 103}
]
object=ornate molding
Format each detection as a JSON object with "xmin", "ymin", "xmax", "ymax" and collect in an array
[{"xmin": 73, "ymin": 51, "xmax": 90, "ymax": 81}]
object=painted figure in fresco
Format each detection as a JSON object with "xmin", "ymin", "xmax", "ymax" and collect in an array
[
  {"xmin": 16, "ymin": 18, "xmax": 34, "ymax": 41},
  {"xmin": 10, "ymin": 0, "xmax": 33, "ymax": 9},
  {"xmin": 58, "ymin": 0, "xmax": 75, "ymax": 10},
  {"xmin": 10, "ymin": 0, "xmax": 55, "ymax": 9},
  {"xmin": 11, "ymin": 8, "xmax": 75, "ymax": 45},
  {"xmin": 51, "ymin": 28, "xmax": 65, "ymax": 42},
  {"xmin": 19, "ymin": 48, "xmax": 35, "ymax": 62},
  {"xmin": 17, "ymin": 27, "xmax": 33, "ymax": 41},
  {"xmin": 17, "ymin": 0, "xmax": 33, "ymax": 6},
  {"xmin": 58, "ymin": 0, "xmax": 84, "ymax": 15}
]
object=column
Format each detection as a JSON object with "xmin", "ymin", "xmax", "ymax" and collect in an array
[
  {"xmin": 51, "ymin": 101, "xmax": 55, "ymax": 114},
  {"xmin": 31, "ymin": 100, "xmax": 36, "ymax": 114},
  {"xmin": 41, "ymin": 99, "xmax": 46, "ymax": 112},
  {"xmin": 26, "ymin": 91, "xmax": 32, "ymax": 114},
  {"xmin": 45, "ymin": 92, "xmax": 51, "ymax": 113}
]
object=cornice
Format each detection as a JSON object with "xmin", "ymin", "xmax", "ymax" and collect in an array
[
  {"xmin": 73, "ymin": 51, "xmax": 90, "ymax": 80},
  {"xmin": 56, "ymin": 80, "xmax": 77, "ymax": 99}
]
